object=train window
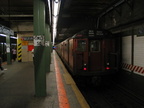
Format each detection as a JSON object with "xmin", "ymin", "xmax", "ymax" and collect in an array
[
  {"xmin": 77, "ymin": 40, "xmax": 86, "ymax": 51},
  {"xmin": 90, "ymin": 40, "xmax": 100, "ymax": 52}
]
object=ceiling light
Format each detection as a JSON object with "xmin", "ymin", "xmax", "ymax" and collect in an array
[
  {"xmin": 53, "ymin": 2, "xmax": 59, "ymax": 16},
  {"xmin": 47, "ymin": 0, "xmax": 51, "ymax": 24},
  {"xmin": 10, "ymin": 36, "xmax": 17, "ymax": 39},
  {"xmin": 51, "ymin": 0, "xmax": 61, "ymax": 45},
  {"xmin": 53, "ymin": 16, "xmax": 58, "ymax": 24},
  {"xmin": 0, "ymin": 34, "xmax": 7, "ymax": 37}
]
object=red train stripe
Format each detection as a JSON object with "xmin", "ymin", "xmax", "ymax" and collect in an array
[{"xmin": 54, "ymin": 53, "xmax": 70, "ymax": 108}]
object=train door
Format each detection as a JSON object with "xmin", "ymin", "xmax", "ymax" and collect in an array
[
  {"xmin": 88, "ymin": 40, "xmax": 102, "ymax": 71},
  {"xmin": 0, "ymin": 43, "xmax": 3, "ymax": 58},
  {"xmin": 106, "ymin": 38, "xmax": 119, "ymax": 71},
  {"xmin": 0, "ymin": 43, "xmax": 7, "ymax": 62},
  {"xmin": 74, "ymin": 39, "xmax": 88, "ymax": 73}
]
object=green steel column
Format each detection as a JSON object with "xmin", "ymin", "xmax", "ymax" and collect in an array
[
  {"xmin": 6, "ymin": 35, "xmax": 12, "ymax": 64},
  {"xmin": 33, "ymin": 0, "xmax": 46, "ymax": 97},
  {"xmin": 49, "ymin": 28, "xmax": 52, "ymax": 64},
  {"xmin": 45, "ymin": 24, "xmax": 50, "ymax": 72}
]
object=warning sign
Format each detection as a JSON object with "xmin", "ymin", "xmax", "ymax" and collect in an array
[{"xmin": 33, "ymin": 35, "xmax": 44, "ymax": 46}]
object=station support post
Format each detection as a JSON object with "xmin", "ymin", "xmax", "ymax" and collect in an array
[
  {"xmin": 6, "ymin": 35, "xmax": 12, "ymax": 65},
  {"xmin": 45, "ymin": 24, "xmax": 51, "ymax": 72},
  {"xmin": 33, "ymin": 0, "xmax": 46, "ymax": 97}
]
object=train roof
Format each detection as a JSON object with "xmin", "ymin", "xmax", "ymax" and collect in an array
[{"xmin": 72, "ymin": 29, "xmax": 113, "ymax": 39}]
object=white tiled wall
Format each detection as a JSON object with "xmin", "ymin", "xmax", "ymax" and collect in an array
[
  {"xmin": 134, "ymin": 35, "xmax": 144, "ymax": 67},
  {"xmin": 122, "ymin": 36, "xmax": 132, "ymax": 64}
]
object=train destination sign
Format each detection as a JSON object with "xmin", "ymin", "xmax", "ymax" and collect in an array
[
  {"xmin": 88, "ymin": 30, "xmax": 95, "ymax": 37},
  {"xmin": 96, "ymin": 30, "xmax": 104, "ymax": 36}
]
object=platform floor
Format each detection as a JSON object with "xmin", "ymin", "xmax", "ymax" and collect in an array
[{"xmin": 0, "ymin": 51, "xmax": 90, "ymax": 108}]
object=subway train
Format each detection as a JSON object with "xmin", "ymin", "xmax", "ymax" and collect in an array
[
  {"xmin": 55, "ymin": 29, "xmax": 119, "ymax": 83},
  {"xmin": 0, "ymin": 34, "xmax": 17, "ymax": 62}
]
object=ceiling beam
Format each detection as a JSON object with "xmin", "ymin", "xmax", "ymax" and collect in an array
[{"xmin": 0, "ymin": 15, "xmax": 33, "ymax": 17}]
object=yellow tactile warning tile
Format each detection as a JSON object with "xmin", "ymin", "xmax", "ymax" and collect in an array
[{"xmin": 63, "ymin": 73, "xmax": 75, "ymax": 85}]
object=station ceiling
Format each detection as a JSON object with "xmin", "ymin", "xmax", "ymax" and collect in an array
[{"xmin": 0, "ymin": 0, "xmax": 118, "ymax": 43}]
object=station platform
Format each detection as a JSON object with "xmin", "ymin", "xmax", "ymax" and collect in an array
[{"xmin": 0, "ymin": 51, "xmax": 90, "ymax": 108}]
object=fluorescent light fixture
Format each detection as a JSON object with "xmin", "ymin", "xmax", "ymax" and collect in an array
[
  {"xmin": 51, "ymin": 0, "xmax": 61, "ymax": 45},
  {"xmin": 0, "ymin": 34, "xmax": 7, "ymax": 37},
  {"xmin": 11, "ymin": 36, "xmax": 17, "ymax": 39},
  {"xmin": 53, "ymin": 16, "xmax": 58, "ymax": 24},
  {"xmin": 53, "ymin": 28, "xmax": 57, "ymax": 33},
  {"xmin": 53, "ymin": 2, "xmax": 59, "ymax": 16},
  {"xmin": 54, "ymin": 0, "xmax": 59, "ymax": 3},
  {"xmin": 53, "ymin": 24, "xmax": 57, "ymax": 29},
  {"xmin": 11, "ymin": 43, "xmax": 17, "ymax": 45},
  {"xmin": 0, "ymin": 34, "xmax": 17, "ymax": 39},
  {"xmin": 47, "ymin": 0, "xmax": 51, "ymax": 24}
]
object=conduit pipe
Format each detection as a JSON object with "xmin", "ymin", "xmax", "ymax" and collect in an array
[{"xmin": 97, "ymin": 0, "xmax": 125, "ymax": 28}]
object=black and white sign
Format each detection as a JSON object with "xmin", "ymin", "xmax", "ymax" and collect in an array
[{"xmin": 33, "ymin": 35, "xmax": 44, "ymax": 46}]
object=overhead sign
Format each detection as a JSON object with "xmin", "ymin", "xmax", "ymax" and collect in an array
[
  {"xmin": 0, "ymin": 25, "xmax": 14, "ymax": 35},
  {"xmin": 21, "ymin": 36, "xmax": 33, "ymax": 41}
]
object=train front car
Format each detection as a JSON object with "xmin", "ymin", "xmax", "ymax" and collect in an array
[{"xmin": 72, "ymin": 29, "xmax": 118, "ymax": 77}]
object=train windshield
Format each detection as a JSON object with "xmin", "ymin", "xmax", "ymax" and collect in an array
[
  {"xmin": 77, "ymin": 40, "xmax": 86, "ymax": 51},
  {"xmin": 90, "ymin": 40, "xmax": 100, "ymax": 52}
]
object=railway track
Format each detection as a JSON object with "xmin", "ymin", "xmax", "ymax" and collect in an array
[{"xmin": 76, "ymin": 77, "xmax": 144, "ymax": 108}]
